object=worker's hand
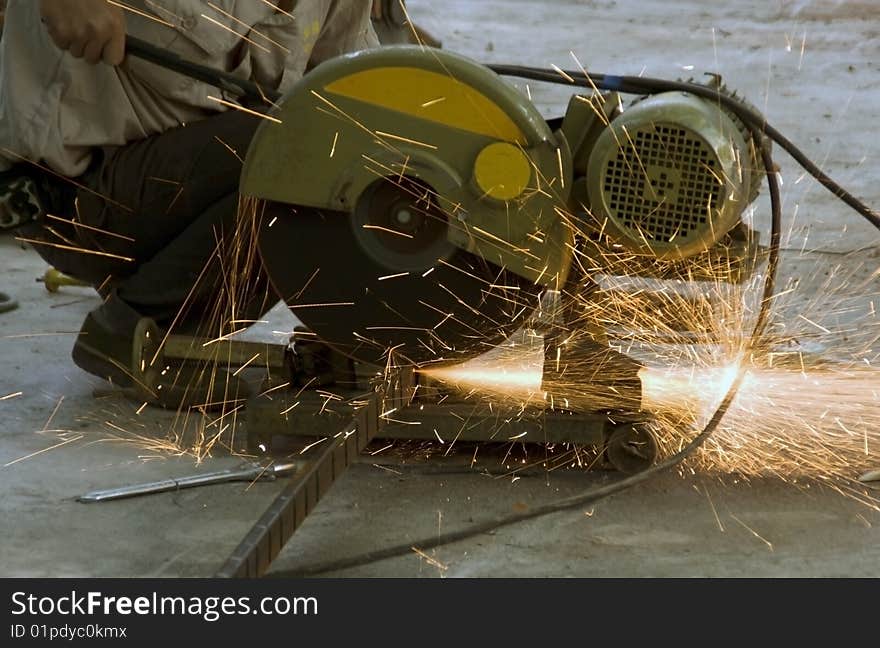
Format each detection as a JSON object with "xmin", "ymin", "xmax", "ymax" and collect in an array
[{"xmin": 38, "ymin": 0, "xmax": 126, "ymax": 66}]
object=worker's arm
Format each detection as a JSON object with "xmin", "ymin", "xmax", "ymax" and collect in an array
[{"xmin": 39, "ymin": 0, "xmax": 126, "ymax": 65}]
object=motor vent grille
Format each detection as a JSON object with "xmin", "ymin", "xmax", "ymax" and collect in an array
[{"xmin": 602, "ymin": 124, "xmax": 724, "ymax": 245}]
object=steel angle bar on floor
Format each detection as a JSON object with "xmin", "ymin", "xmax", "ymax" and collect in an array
[{"xmin": 216, "ymin": 368, "xmax": 415, "ymax": 578}]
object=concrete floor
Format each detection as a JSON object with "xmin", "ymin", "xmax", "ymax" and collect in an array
[{"xmin": 2, "ymin": 0, "xmax": 879, "ymax": 577}]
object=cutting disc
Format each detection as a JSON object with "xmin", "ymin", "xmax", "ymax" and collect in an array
[{"xmin": 258, "ymin": 177, "xmax": 541, "ymax": 368}]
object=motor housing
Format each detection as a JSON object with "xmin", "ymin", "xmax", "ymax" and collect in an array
[{"xmin": 586, "ymin": 91, "xmax": 760, "ymax": 260}]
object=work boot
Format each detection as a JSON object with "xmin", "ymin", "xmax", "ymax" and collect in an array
[
  {"xmin": 72, "ymin": 294, "xmax": 251, "ymax": 410},
  {"xmin": 71, "ymin": 295, "xmax": 142, "ymax": 389}
]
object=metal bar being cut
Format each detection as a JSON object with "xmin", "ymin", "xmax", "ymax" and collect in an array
[{"xmin": 215, "ymin": 368, "xmax": 415, "ymax": 578}]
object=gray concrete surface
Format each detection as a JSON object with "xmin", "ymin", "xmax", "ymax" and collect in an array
[{"xmin": 2, "ymin": 0, "xmax": 879, "ymax": 577}]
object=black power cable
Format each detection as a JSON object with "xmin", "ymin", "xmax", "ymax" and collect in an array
[
  {"xmin": 275, "ymin": 74, "xmax": 793, "ymax": 578},
  {"xmin": 487, "ymin": 65, "xmax": 880, "ymax": 231},
  {"xmin": 274, "ymin": 368, "xmax": 751, "ymax": 577},
  {"xmin": 278, "ymin": 64, "xmax": 880, "ymax": 577},
  {"xmin": 123, "ymin": 39, "xmax": 875, "ymax": 575},
  {"xmin": 124, "ymin": 37, "xmax": 878, "ymax": 230}
]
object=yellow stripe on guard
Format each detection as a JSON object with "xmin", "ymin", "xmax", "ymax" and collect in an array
[{"xmin": 324, "ymin": 67, "xmax": 528, "ymax": 145}]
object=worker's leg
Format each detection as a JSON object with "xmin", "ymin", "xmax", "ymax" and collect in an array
[
  {"xmin": 81, "ymin": 109, "xmax": 270, "ymax": 325},
  {"xmin": 23, "ymin": 109, "xmax": 266, "ymax": 299},
  {"xmin": 24, "ymin": 110, "xmax": 274, "ymax": 393}
]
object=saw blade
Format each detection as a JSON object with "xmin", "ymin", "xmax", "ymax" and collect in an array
[{"xmin": 258, "ymin": 180, "xmax": 540, "ymax": 368}]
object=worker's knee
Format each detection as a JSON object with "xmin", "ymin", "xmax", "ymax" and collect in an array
[
  {"xmin": 189, "ymin": 110, "xmax": 262, "ymax": 185},
  {"xmin": 155, "ymin": 110, "xmax": 263, "ymax": 217}
]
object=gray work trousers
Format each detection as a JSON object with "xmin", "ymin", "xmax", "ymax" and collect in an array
[{"xmin": 23, "ymin": 110, "xmax": 275, "ymax": 333}]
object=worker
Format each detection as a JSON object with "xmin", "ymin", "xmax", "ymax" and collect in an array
[{"xmin": 0, "ymin": 0, "xmax": 379, "ymax": 408}]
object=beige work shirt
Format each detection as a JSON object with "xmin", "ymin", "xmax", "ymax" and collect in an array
[{"xmin": 0, "ymin": 0, "xmax": 378, "ymax": 176}]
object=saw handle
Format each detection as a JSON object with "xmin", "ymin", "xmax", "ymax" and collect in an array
[{"xmin": 124, "ymin": 34, "xmax": 281, "ymax": 104}]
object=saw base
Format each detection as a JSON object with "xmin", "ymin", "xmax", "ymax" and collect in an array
[
  {"xmin": 124, "ymin": 316, "xmax": 656, "ymax": 472},
  {"xmin": 245, "ymin": 375, "xmax": 656, "ymax": 474}
]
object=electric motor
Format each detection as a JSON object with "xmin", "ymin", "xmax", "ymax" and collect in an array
[{"xmin": 586, "ymin": 91, "xmax": 761, "ymax": 259}]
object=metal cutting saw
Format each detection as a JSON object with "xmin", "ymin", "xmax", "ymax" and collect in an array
[
  {"xmin": 119, "ymin": 27, "xmax": 771, "ymax": 422},
  {"xmin": 89, "ymin": 28, "xmax": 880, "ymax": 578},
  {"xmin": 92, "ymin": 32, "xmax": 860, "ymax": 578},
  {"xmin": 241, "ymin": 45, "xmax": 764, "ymax": 382}
]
